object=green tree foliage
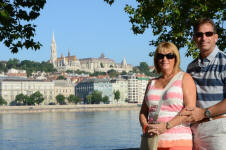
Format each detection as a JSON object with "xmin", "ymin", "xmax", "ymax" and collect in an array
[
  {"xmin": 132, "ymin": 66, "xmax": 139, "ymax": 73},
  {"xmin": 15, "ymin": 93, "xmax": 29, "ymax": 105},
  {"xmin": 0, "ymin": 62, "xmax": 7, "ymax": 73},
  {"xmin": 86, "ymin": 94, "xmax": 92, "ymax": 104},
  {"xmin": 107, "ymin": 69, "xmax": 119, "ymax": 78},
  {"xmin": 12, "ymin": 91, "xmax": 44, "ymax": 106},
  {"xmin": 114, "ymin": 90, "xmax": 120, "ymax": 103},
  {"xmin": 0, "ymin": 0, "xmax": 46, "ymax": 53},
  {"xmin": 90, "ymin": 71, "xmax": 106, "ymax": 77},
  {"xmin": 138, "ymin": 62, "xmax": 151, "ymax": 76},
  {"xmin": 74, "ymin": 69, "xmax": 89, "ymax": 75},
  {"xmin": 91, "ymin": 90, "xmax": 102, "ymax": 104},
  {"xmin": 104, "ymin": 0, "xmax": 225, "ymax": 58},
  {"xmin": 3, "ymin": 59, "xmax": 55, "ymax": 76},
  {"xmin": 102, "ymin": 95, "xmax": 110, "ymax": 104},
  {"xmin": 120, "ymin": 71, "xmax": 127, "ymax": 75},
  {"xmin": 67, "ymin": 94, "xmax": 80, "ymax": 104},
  {"xmin": 0, "ymin": 96, "xmax": 7, "ymax": 105},
  {"xmin": 30, "ymin": 91, "xmax": 44, "ymax": 105},
  {"xmin": 57, "ymin": 75, "xmax": 65, "ymax": 80},
  {"xmin": 100, "ymin": 62, "xmax": 104, "ymax": 68},
  {"xmin": 56, "ymin": 94, "xmax": 66, "ymax": 105},
  {"xmin": 26, "ymin": 97, "xmax": 35, "ymax": 105},
  {"xmin": 66, "ymin": 70, "xmax": 73, "ymax": 74},
  {"xmin": 6, "ymin": 58, "xmax": 20, "ymax": 68},
  {"xmin": 40, "ymin": 61, "xmax": 56, "ymax": 72}
]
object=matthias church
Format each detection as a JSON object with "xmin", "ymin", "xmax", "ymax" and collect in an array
[{"xmin": 50, "ymin": 33, "xmax": 133, "ymax": 73}]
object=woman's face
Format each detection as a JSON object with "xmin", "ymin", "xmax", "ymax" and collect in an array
[{"xmin": 157, "ymin": 51, "xmax": 176, "ymax": 73}]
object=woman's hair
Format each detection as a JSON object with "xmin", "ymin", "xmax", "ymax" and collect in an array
[{"xmin": 153, "ymin": 42, "xmax": 181, "ymax": 73}]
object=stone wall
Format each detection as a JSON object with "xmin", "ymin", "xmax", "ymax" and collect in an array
[{"xmin": 0, "ymin": 104, "xmax": 140, "ymax": 114}]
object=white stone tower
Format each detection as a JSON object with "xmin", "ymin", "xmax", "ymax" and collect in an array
[
  {"xmin": 121, "ymin": 58, "xmax": 127, "ymax": 68},
  {"xmin": 50, "ymin": 32, "xmax": 57, "ymax": 67}
]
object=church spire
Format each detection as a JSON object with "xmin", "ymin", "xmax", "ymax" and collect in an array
[
  {"xmin": 52, "ymin": 32, "xmax": 56, "ymax": 43},
  {"xmin": 121, "ymin": 58, "xmax": 127, "ymax": 67},
  {"xmin": 50, "ymin": 32, "xmax": 57, "ymax": 67}
]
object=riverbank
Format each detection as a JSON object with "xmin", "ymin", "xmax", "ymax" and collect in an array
[{"xmin": 0, "ymin": 103, "xmax": 140, "ymax": 114}]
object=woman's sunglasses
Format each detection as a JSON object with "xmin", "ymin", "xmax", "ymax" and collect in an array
[
  {"xmin": 195, "ymin": 32, "xmax": 214, "ymax": 38},
  {"xmin": 157, "ymin": 53, "xmax": 175, "ymax": 60}
]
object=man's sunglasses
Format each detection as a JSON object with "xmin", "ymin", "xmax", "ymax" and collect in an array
[
  {"xmin": 195, "ymin": 32, "xmax": 214, "ymax": 38},
  {"xmin": 156, "ymin": 53, "xmax": 175, "ymax": 60}
]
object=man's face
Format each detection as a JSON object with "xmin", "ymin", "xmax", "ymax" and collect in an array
[{"xmin": 193, "ymin": 23, "xmax": 218, "ymax": 55}]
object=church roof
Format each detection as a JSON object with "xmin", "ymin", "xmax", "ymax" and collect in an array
[{"xmin": 56, "ymin": 56, "xmax": 77, "ymax": 61}]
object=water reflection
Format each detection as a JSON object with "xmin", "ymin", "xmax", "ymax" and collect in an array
[{"xmin": 0, "ymin": 110, "xmax": 141, "ymax": 150}]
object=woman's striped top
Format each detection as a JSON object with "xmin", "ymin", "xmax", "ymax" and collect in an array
[{"xmin": 145, "ymin": 72, "xmax": 192, "ymax": 148}]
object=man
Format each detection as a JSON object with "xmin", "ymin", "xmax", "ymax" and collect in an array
[{"xmin": 182, "ymin": 18, "xmax": 226, "ymax": 150}]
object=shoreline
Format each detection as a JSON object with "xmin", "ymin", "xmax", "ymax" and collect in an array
[{"xmin": 0, "ymin": 104, "xmax": 140, "ymax": 114}]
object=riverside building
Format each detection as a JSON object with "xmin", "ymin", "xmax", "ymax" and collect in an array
[
  {"xmin": 75, "ymin": 78, "xmax": 128, "ymax": 104},
  {"xmin": 53, "ymin": 79, "xmax": 75, "ymax": 102},
  {"xmin": 75, "ymin": 78, "xmax": 113, "ymax": 103},
  {"xmin": 0, "ymin": 78, "xmax": 54, "ymax": 105}
]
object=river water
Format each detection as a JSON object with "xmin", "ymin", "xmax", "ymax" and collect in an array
[{"xmin": 0, "ymin": 110, "xmax": 141, "ymax": 150}]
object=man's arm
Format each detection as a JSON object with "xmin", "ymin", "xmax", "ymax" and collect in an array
[
  {"xmin": 181, "ymin": 98, "xmax": 226, "ymax": 123},
  {"xmin": 208, "ymin": 98, "xmax": 226, "ymax": 116}
]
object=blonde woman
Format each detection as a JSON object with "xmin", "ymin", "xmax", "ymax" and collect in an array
[{"xmin": 139, "ymin": 42, "xmax": 196, "ymax": 150}]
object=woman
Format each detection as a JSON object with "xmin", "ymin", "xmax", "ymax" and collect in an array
[{"xmin": 139, "ymin": 42, "xmax": 196, "ymax": 150}]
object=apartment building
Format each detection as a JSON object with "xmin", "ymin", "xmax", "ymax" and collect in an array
[
  {"xmin": 127, "ymin": 74, "xmax": 149, "ymax": 103},
  {"xmin": 53, "ymin": 79, "xmax": 75, "ymax": 100},
  {"xmin": 111, "ymin": 78, "xmax": 128, "ymax": 103},
  {"xmin": 0, "ymin": 78, "xmax": 54, "ymax": 105},
  {"xmin": 75, "ymin": 78, "xmax": 113, "ymax": 103}
]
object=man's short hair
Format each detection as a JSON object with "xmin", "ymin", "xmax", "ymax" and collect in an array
[{"xmin": 193, "ymin": 18, "xmax": 217, "ymax": 33}]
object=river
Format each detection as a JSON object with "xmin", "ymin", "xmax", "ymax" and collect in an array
[{"xmin": 0, "ymin": 110, "xmax": 141, "ymax": 150}]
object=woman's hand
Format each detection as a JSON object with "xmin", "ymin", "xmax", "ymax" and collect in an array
[{"xmin": 147, "ymin": 122, "xmax": 167, "ymax": 135}]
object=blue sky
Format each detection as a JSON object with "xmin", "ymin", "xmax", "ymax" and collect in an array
[{"xmin": 1, "ymin": 0, "xmax": 193, "ymax": 70}]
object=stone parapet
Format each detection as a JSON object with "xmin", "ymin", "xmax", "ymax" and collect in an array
[{"xmin": 0, "ymin": 104, "xmax": 140, "ymax": 114}]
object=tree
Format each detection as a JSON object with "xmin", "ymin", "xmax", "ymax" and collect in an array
[
  {"xmin": 120, "ymin": 71, "xmax": 127, "ymax": 75},
  {"xmin": 66, "ymin": 70, "xmax": 73, "ymax": 74},
  {"xmin": 57, "ymin": 75, "xmax": 65, "ymax": 80},
  {"xmin": 102, "ymin": 96, "xmax": 110, "ymax": 104},
  {"xmin": 15, "ymin": 93, "xmax": 27, "ymax": 105},
  {"xmin": 0, "ymin": 62, "xmax": 7, "ymax": 73},
  {"xmin": 30, "ymin": 91, "xmax": 44, "ymax": 105},
  {"xmin": 26, "ymin": 97, "xmax": 35, "ymax": 106},
  {"xmin": 0, "ymin": 0, "xmax": 46, "ymax": 53},
  {"xmin": 107, "ymin": 69, "xmax": 119, "ymax": 78},
  {"xmin": 0, "ymin": 96, "xmax": 7, "ymax": 105},
  {"xmin": 68, "ymin": 94, "xmax": 80, "ymax": 104},
  {"xmin": 138, "ymin": 62, "xmax": 151, "ymax": 76},
  {"xmin": 90, "ymin": 71, "xmax": 106, "ymax": 77},
  {"xmin": 132, "ymin": 66, "xmax": 139, "ymax": 73},
  {"xmin": 100, "ymin": 62, "xmax": 104, "ymax": 68},
  {"xmin": 56, "ymin": 94, "xmax": 66, "ymax": 105},
  {"xmin": 91, "ymin": 90, "xmax": 102, "ymax": 104},
  {"xmin": 104, "ymin": 0, "xmax": 225, "ymax": 58},
  {"xmin": 86, "ymin": 95, "xmax": 92, "ymax": 104},
  {"xmin": 6, "ymin": 58, "xmax": 20, "ymax": 69},
  {"xmin": 114, "ymin": 90, "xmax": 120, "ymax": 103},
  {"xmin": 40, "ymin": 61, "xmax": 56, "ymax": 73}
]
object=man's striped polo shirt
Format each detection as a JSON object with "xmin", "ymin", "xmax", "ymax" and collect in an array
[{"xmin": 186, "ymin": 46, "xmax": 226, "ymax": 108}]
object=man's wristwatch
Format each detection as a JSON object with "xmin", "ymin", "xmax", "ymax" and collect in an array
[
  {"xmin": 204, "ymin": 108, "xmax": 211, "ymax": 118},
  {"xmin": 166, "ymin": 122, "xmax": 171, "ymax": 129}
]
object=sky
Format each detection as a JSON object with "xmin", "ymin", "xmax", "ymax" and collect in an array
[{"xmin": 0, "ymin": 0, "xmax": 194, "ymax": 70}]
